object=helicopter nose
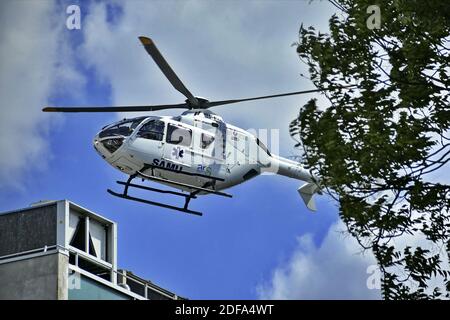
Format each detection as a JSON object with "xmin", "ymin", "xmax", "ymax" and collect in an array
[
  {"xmin": 93, "ymin": 134, "xmax": 108, "ymax": 159},
  {"xmin": 93, "ymin": 132, "xmax": 126, "ymax": 159}
]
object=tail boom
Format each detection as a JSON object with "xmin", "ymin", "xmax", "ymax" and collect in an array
[{"xmin": 268, "ymin": 155, "xmax": 320, "ymax": 211}]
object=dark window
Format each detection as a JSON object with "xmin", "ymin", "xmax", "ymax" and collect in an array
[
  {"xmin": 137, "ymin": 120, "xmax": 165, "ymax": 141},
  {"xmin": 70, "ymin": 217, "xmax": 86, "ymax": 252},
  {"xmin": 69, "ymin": 217, "xmax": 98, "ymax": 257},
  {"xmin": 101, "ymin": 137, "xmax": 124, "ymax": 154},
  {"xmin": 201, "ymin": 133, "xmax": 215, "ymax": 149},
  {"xmin": 166, "ymin": 124, "xmax": 192, "ymax": 147}
]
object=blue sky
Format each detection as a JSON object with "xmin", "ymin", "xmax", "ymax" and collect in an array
[{"xmin": 0, "ymin": 0, "xmax": 380, "ymax": 299}]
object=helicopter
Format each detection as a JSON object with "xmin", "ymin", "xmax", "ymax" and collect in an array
[{"xmin": 43, "ymin": 36, "xmax": 323, "ymax": 216}]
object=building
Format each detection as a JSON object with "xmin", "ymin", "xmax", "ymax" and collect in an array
[{"xmin": 0, "ymin": 200, "xmax": 184, "ymax": 300}]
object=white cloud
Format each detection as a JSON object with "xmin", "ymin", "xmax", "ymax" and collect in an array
[
  {"xmin": 257, "ymin": 220, "xmax": 381, "ymax": 299},
  {"xmin": 258, "ymin": 215, "xmax": 450, "ymax": 300},
  {"xmin": 0, "ymin": 1, "xmax": 84, "ymax": 189},
  {"xmin": 78, "ymin": 0, "xmax": 336, "ymax": 155}
]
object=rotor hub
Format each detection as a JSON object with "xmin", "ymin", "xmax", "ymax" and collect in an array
[{"xmin": 186, "ymin": 97, "xmax": 209, "ymax": 109}]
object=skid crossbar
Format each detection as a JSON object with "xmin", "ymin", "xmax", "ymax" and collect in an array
[
  {"xmin": 107, "ymin": 189, "xmax": 202, "ymax": 216},
  {"xmin": 115, "ymin": 181, "xmax": 198, "ymax": 199}
]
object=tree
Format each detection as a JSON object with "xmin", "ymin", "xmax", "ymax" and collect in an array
[{"xmin": 290, "ymin": 0, "xmax": 450, "ymax": 299}]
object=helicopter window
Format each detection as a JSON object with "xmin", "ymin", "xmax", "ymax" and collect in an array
[
  {"xmin": 201, "ymin": 133, "xmax": 215, "ymax": 149},
  {"xmin": 101, "ymin": 137, "xmax": 124, "ymax": 154},
  {"xmin": 137, "ymin": 120, "xmax": 165, "ymax": 141},
  {"xmin": 167, "ymin": 124, "xmax": 192, "ymax": 147},
  {"xmin": 99, "ymin": 118, "xmax": 144, "ymax": 138}
]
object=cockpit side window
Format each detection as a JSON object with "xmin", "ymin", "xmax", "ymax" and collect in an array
[
  {"xmin": 166, "ymin": 124, "xmax": 192, "ymax": 147},
  {"xmin": 137, "ymin": 120, "xmax": 165, "ymax": 141}
]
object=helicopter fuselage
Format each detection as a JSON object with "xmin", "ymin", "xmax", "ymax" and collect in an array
[
  {"xmin": 93, "ymin": 110, "xmax": 313, "ymax": 195},
  {"xmin": 44, "ymin": 36, "xmax": 326, "ymax": 213}
]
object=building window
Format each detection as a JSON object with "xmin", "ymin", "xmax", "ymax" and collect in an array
[{"xmin": 69, "ymin": 217, "xmax": 97, "ymax": 257}]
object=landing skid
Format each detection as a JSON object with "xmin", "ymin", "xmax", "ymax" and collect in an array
[
  {"xmin": 107, "ymin": 189, "xmax": 203, "ymax": 216},
  {"xmin": 107, "ymin": 172, "xmax": 232, "ymax": 216}
]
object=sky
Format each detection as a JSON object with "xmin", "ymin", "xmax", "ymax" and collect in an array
[{"xmin": 0, "ymin": 0, "xmax": 381, "ymax": 299}]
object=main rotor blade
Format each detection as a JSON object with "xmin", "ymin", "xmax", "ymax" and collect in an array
[
  {"xmin": 42, "ymin": 103, "xmax": 188, "ymax": 113},
  {"xmin": 139, "ymin": 36, "xmax": 198, "ymax": 107},
  {"xmin": 205, "ymin": 86, "xmax": 356, "ymax": 108}
]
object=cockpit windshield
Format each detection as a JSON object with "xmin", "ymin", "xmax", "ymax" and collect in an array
[{"xmin": 99, "ymin": 117, "xmax": 147, "ymax": 138}]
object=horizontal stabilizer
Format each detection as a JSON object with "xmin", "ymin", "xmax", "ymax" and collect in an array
[{"xmin": 297, "ymin": 182, "xmax": 320, "ymax": 211}]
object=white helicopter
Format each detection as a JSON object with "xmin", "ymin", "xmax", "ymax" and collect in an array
[{"xmin": 43, "ymin": 36, "xmax": 322, "ymax": 216}]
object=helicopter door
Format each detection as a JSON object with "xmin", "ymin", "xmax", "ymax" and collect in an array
[
  {"xmin": 128, "ymin": 119, "xmax": 165, "ymax": 164},
  {"xmin": 163, "ymin": 123, "xmax": 193, "ymax": 168}
]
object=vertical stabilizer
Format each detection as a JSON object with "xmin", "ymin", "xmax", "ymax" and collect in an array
[{"xmin": 297, "ymin": 182, "xmax": 320, "ymax": 211}]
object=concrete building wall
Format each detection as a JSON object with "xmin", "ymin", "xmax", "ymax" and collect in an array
[
  {"xmin": 0, "ymin": 205, "xmax": 57, "ymax": 256},
  {"xmin": 57, "ymin": 253, "xmax": 69, "ymax": 300},
  {"xmin": 0, "ymin": 253, "xmax": 68, "ymax": 300}
]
